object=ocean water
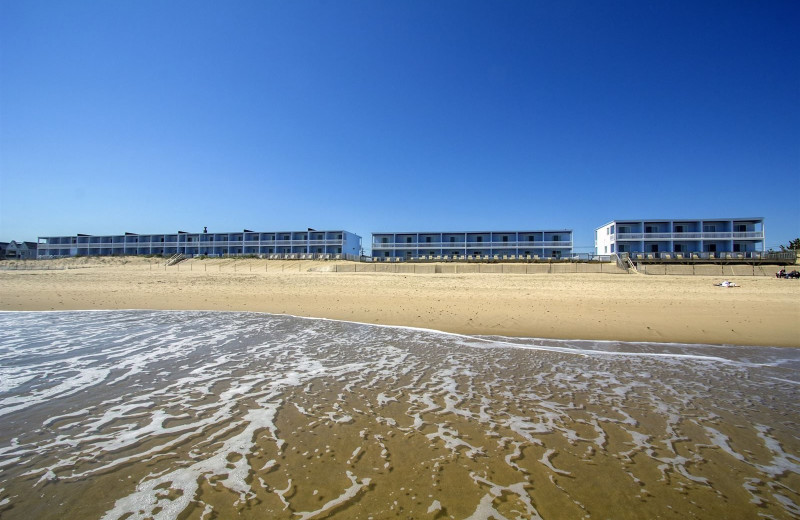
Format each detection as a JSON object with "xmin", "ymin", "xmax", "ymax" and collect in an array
[{"xmin": 0, "ymin": 311, "xmax": 798, "ymax": 520}]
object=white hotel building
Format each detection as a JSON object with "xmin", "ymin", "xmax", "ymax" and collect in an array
[
  {"xmin": 595, "ymin": 218, "xmax": 765, "ymax": 257},
  {"xmin": 372, "ymin": 230, "xmax": 573, "ymax": 260},
  {"xmin": 37, "ymin": 229, "xmax": 362, "ymax": 259}
]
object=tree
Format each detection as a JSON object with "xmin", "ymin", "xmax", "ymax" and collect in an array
[{"xmin": 779, "ymin": 238, "xmax": 800, "ymax": 252}]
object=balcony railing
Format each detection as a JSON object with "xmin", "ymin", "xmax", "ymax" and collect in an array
[
  {"xmin": 373, "ymin": 241, "xmax": 573, "ymax": 249},
  {"xmin": 614, "ymin": 231, "xmax": 764, "ymax": 241}
]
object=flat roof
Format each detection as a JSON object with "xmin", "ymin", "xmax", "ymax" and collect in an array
[
  {"xmin": 595, "ymin": 218, "xmax": 764, "ymax": 230},
  {"xmin": 372, "ymin": 230, "xmax": 572, "ymax": 234}
]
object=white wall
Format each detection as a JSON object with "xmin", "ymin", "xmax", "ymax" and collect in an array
[{"xmin": 595, "ymin": 223, "xmax": 614, "ymax": 254}]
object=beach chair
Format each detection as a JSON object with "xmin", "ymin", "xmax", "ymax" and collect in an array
[
  {"xmin": 735, "ymin": 253, "xmax": 744, "ymax": 259},
  {"xmin": 335, "ymin": 254, "xmax": 342, "ymax": 260},
  {"xmin": 493, "ymin": 255, "xmax": 500, "ymax": 261},
  {"xmin": 526, "ymin": 255, "xmax": 532, "ymax": 261},
  {"xmin": 691, "ymin": 253, "xmax": 699, "ymax": 259},
  {"xmin": 502, "ymin": 255, "xmax": 508, "ymax": 261},
  {"xmin": 675, "ymin": 253, "xmax": 683, "ymax": 260},
  {"xmin": 707, "ymin": 252, "xmax": 715, "ymax": 259},
  {"xmin": 662, "ymin": 253, "xmax": 671, "ymax": 260},
  {"xmin": 533, "ymin": 255, "xmax": 539, "ymax": 261},
  {"xmin": 646, "ymin": 254, "xmax": 654, "ymax": 260},
  {"xmin": 724, "ymin": 253, "xmax": 732, "ymax": 259}
]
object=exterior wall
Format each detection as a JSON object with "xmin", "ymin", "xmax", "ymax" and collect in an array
[
  {"xmin": 4, "ymin": 241, "xmax": 38, "ymax": 259},
  {"xmin": 37, "ymin": 230, "xmax": 362, "ymax": 259},
  {"xmin": 372, "ymin": 230, "xmax": 574, "ymax": 260},
  {"xmin": 595, "ymin": 218, "xmax": 765, "ymax": 255}
]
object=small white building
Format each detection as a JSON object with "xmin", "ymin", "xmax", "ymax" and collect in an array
[{"xmin": 595, "ymin": 218, "xmax": 765, "ymax": 257}]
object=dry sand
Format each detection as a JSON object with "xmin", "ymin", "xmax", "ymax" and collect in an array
[{"xmin": 0, "ymin": 257, "xmax": 798, "ymax": 347}]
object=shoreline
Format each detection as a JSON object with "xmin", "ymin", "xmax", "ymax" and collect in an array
[
  {"xmin": 1, "ymin": 258, "xmax": 798, "ymax": 347},
  {"xmin": 2, "ymin": 307, "xmax": 791, "ymax": 352}
]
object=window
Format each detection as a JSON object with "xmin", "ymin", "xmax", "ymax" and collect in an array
[
  {"xmin": 406, "ymin": 237, "xmax": 412, "ymax": 243},
  {"xmin": 502, "ymin": 236, "xmax": 508, "ymax": 242},
  {"xmin": 337, "ymin": 234, "xmax": 342, "ymax": 239},
  {"xmin": 553, "ymin": 235, "xmax": 560, "ymax": 242},
  {"xmin": 735, "ymin": 225, "xmax": 746, "ymax": 232},
  {"xmin": 675, "ymin": 244, "xmax": 683, "ymax": 252},
  {"xmin": 450, "ymin": 237, "xmax": 456, "ymax": 242},
  {"xmin": 675, "ymin": 225, "xmax": 684, "ymax": 232},
  {"xmin": 610, "ymin": 225, "xmax": 615, "ymax": 234},
  {"xmin": 645, "ymin": 226, "xmax": 654, "ymax": 233},
  {"xmin": 425, "ymin": 236, "xmax": 431, "ymax": 243},
  {"xmin": 650, "ymin": 244, "xmax": 658, "ymax": 252},
  {"xmin": 477, "ymin": 236, "xmax": 483, "ymax": 242},
  {"xmin": 708, "ymin": 244, "xmax": 717, "ymax": 252},
  {"xmin": 703, "ymin": 225, "xmax": 716, "ymax": 232},
  {"xmin": 381, "ymin": 237, "xmax": 388, "ymax": 243},
  {"xmin": 611, "ymin": 244, "xmax": 615, "ymax": 253},
  {"xmin": 528, "ymin": 236, "xmax": 534, "ymax": 241}
]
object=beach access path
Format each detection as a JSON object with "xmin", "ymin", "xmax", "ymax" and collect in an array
[{"xmin": 1, "ymin": 257, "xmax": 798, "ymax": 347}]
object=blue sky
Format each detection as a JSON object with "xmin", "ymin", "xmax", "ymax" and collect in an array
[{"xmin": 1, "ymin": 0, "xmax": 798, "ymax": 252}]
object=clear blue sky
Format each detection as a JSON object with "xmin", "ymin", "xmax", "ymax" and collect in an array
[{"xmin": 1, "ymin": 0, "xmax": 798, "ymax": 253}]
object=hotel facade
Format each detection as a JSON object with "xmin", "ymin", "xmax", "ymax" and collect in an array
[
  {"xmin": 37, "ymin": 230, "xmax": 362, "ymax": 259},
  {"xmin": 595, "ymin": 218, "xmax": 765, "ymax": 257},
  {"xmin": 371, "ymin": 230, "xmax": 573, "ymax": 260}
]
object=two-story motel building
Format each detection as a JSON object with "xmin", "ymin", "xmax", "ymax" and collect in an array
[
  {"xmin": 372, "ymin": 230, "xmax": 573, "ymax": 260},
  {"xmin": 595, "ymin": 218, "xmax": 765, "ymax": 256},
  {"xmin": 37, "ymin": 230, "xmax": 362, "ymax": 259}
]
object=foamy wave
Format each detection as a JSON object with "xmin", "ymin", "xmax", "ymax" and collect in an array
[{"xmin": 0, "ymin": 310, "xmax": 797, "ymax": 520}]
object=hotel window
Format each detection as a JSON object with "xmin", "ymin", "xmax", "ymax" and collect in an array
[
  {"xmin": 477, "ymin": 236, "xmax": 483, "ymax": 242},
  {"xmin": 553, "ymin": 235, "xmax": 560, "ymax": 242},
  {"xmin": 703, "ymin": 225, "xmax": 716, "ymax": 232},
  {"xmin": 528, "ymin": 236, "xmax": 534, "ymax": 241},
  {"xmin": 675, "ymin": 244, "xmax": 683, "ymax": 252},
  {"xmin": 645, "ymin": 226, "xmax": 654, "ymax": 233},
  {"xmin": 337, "ymin": 234, "xmax": 342, "ymax": 239},
  {"xmin": 733, "ymin": 243, "xmax": 741, "ymax": 252},
  {"xmin": 381, "ymin": 237, "xmax": 388, "ymax": 243},
  {"xmin": 610, "ymin": 226, "xmax": 615, "ymax": 234},
  {"xmin": 406, "ymin": 237, "xmax": 412, "ymax": 243},
  {"xmin": 450, "ymin": 237, "xmax": 456, "ymax": 242},
  {"xmin": 650, "ymin": 244, "xmax": 658, "ymax": 252},
  {"xmin": 675, "ymin": 225, "xmax": 684, "ymax": 232},
  {"xmin": 502, "ymin": 236, "xmax": 508, "ymax": 242},
  {"xmin": 426, "ymin": 237, "xmax": 431, "ymax": 243},
  {"xmin": 735, "ymin": 225, "xmax": 747, "ymax": 232}
]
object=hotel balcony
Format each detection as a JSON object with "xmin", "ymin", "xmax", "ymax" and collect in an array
[
  {"xmin": 373, "ymin": 241, "xmax": 573, "ymax": 249},
  {"xmin": 613, "ymin": 231, "xmax": 764, "ymax": 241}
]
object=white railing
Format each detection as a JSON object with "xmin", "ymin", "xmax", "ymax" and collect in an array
[
  {"xmin": 614, "ymin": 231, "xmax": 764, "ymax": 241},
  {"xmin": 372, "ymin": 241, "xmax": 573, "ymax": 249}
]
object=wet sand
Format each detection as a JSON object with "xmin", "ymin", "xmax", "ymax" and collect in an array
[
  {"xmin": 0, "ymin": 257, "xmax": 797, "ymax": 347},
  {"xmin": 1, "ymin": 311, "xmax": 798, "ymax": 520}
]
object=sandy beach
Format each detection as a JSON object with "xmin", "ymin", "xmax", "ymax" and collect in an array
[{"xmin": 1, "ymin": 257, "xmax": 797, "ymax": 347}]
